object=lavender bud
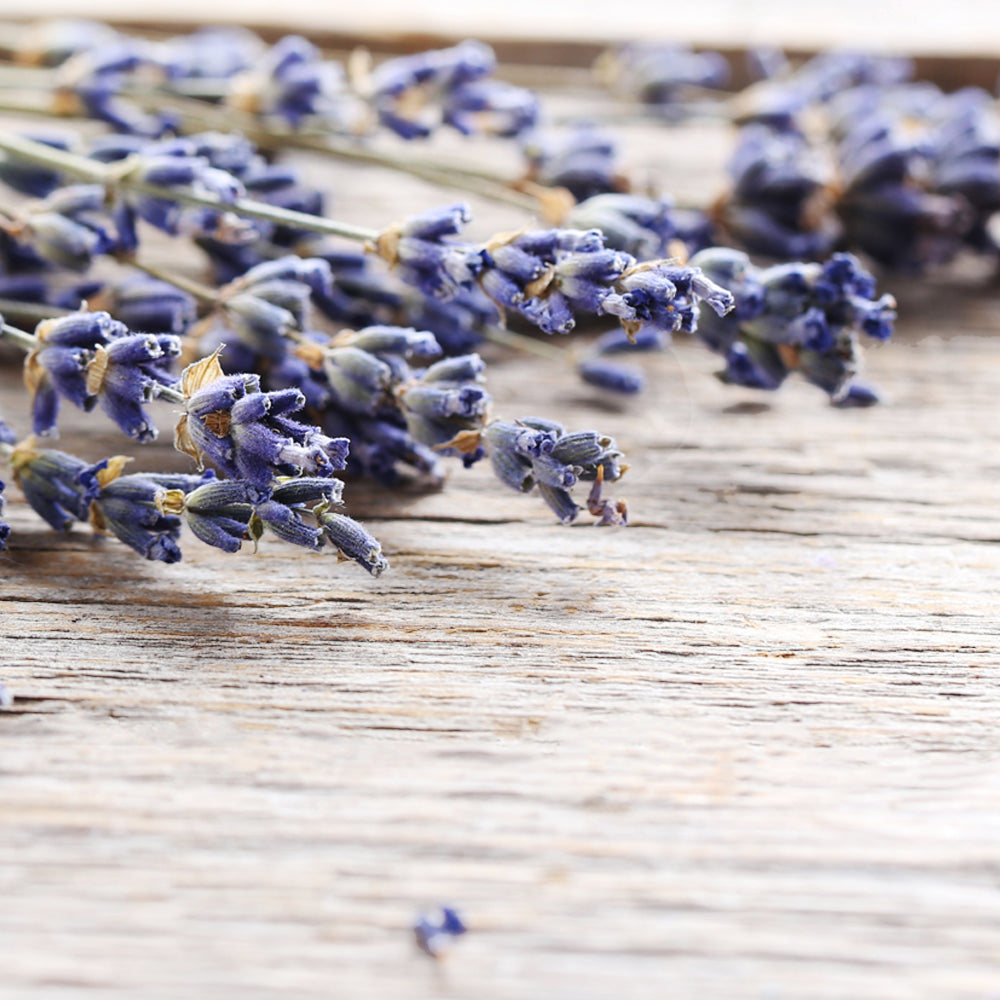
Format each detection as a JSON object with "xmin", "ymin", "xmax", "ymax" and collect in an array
[
  {"xmin": 414, "ymin": 906, "xmax": 467, "ymax": 958},
  {"xmin": 176, "ymin": 353, "xmax": 350, "ymax": 489},
  {"xmin": 81, "ymin": 457, "xmax": 192, "ymax": 562},
  {"xmin": 10, "ymin": 440, "xmax": 91, "ymax": 531},
  {"xmin": 85, "ymin": 333, "xmax": 181, "ymax": 442},
  {"xmin": 316, "ymin": 510, "xmax": 388, "ymax": 576}
]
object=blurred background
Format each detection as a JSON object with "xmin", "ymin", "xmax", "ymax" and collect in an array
[{"xmin": 0, "ymin": 0, "xmax": 999, "ymax": 54}]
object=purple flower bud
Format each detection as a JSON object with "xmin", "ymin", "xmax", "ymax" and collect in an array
[
  {"xmin": 84, "ymin": 333, "xmax": 181, "ymax": 442},
  {"xmin": 481, "ymin": 418, "xmax": 625, "ymax": 524},
  {"xmin": 10, "ymin": 441, "xmax": 92, "ymax": 531},
  {"xmin": 25, "ymin": 310, "xmax": 129, "ymax": 436},
  {"xmin": 316, "ymin": 510, "xmax": 388, "ymax": 576},
  {"xmin": 228, "ymin": 35, "xmax": 349, "ymax": 128},
  {"xmin": 578, "ymin": 357, "xmax": 645, "ymax": 394},
  {"xmin": 104, "ymin": 276, "xmax": 197, "ymax": 334},
  {"xmin": 414, "ymin": 905, "xmax": 467, "ymax": 958},
  {"xmin": 176, "ymin": 353, "xmax": 350, "ymax": 489},
  {"xmin": 171, "ymin": 476, "xmax": 257, "ymax": 553},
  {"xmin": 522, "ymin": 123, "xmax": 621, "ymax": 201},
  {"xmin": 0, "ymin": 479, "xmax": 10, "ymax": 551},
  {"xmin": 80, "ymin": 457, "xmax": 202, "ymax": 563},
  {"xmin": 443, "ymin": 79, "xmax": 538, "ymax": 138}
]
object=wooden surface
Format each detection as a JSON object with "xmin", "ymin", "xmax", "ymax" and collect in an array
[{"xmin": 3, "ymin": 95, "xmax": 1000, "ymax": 1000}]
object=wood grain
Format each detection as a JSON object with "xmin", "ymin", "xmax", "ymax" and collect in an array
[{"xmin": 2, "ymin": 97, "xmax": 1000, "ymax": 1000}]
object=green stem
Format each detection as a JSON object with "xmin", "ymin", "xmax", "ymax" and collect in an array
[
  {"xmin": 0, "ymin": 131, "xmax": 379, "ymax": 243},
  {"xmin": 122, "ymin": 86, "xmax": 541, "ymax": 212},
  {"xmin": 126, "ymin": 258, "xmax": 219, "ymax": 306},
  {"xmin": 0, "ymin": 322, "xmax": 38, "ymax": 351},
  {"xmin": 0, "ymin": 297, "xmax": 70, "ymax": 322}
]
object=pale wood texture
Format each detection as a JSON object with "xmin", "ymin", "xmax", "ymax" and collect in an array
[{"xmin": 2, "ymin": 81, "xmax": 1000, "ymax": 1000}]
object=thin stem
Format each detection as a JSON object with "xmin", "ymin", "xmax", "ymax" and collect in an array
[
  {"xmin": 126, "ymin": 258, "xmax": 219, "ymax": 306},
  {"xmin": 151, "ymin": 383, "xmax": 185, "ymax": 405},
  {"xmin": 0, "ymin": 131, "xmax": 379, "ymax": 243},
  {"xmin": 0, "ymin": 297, "xmax": 70, "ymax": 322},
  {"xmin": 0, "ymin": 322, "xmax": 38, "ymax": 351},
  {"xmin": 122, "ymin": 86, "xmax": 542, "ymax": 212}
]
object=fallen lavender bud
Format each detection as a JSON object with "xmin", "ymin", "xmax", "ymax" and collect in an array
[
  {"xmin": 577, "ymin": 356, "xmax": 645, "ymax": 394},
  {"xmin": 0, "ymin": 478, "xmax": 9, "ymax": 551},
  {"xmin": 414, "ymin": 906, "xmax": 467, "ymax": 958}
]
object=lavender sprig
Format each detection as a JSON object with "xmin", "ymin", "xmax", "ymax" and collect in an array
[
  {"xmin": 174, "ymin": 352, "xmax": 350, "ymax": 489},
  {"xmin": 692, "ymin": 247, "xmax": 895, "ymax": 401},
  {"xmin": 481, "ymin": 417, "xmax": 627, "ymax": 525},
  {"xmin": 22, "ymin": 310, "xmax": 180, "ymax": 440}
]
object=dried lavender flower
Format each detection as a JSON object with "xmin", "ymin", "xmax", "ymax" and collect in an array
[
  {"xmin": 521, "ymin": 123, "xmax": 622, "ymax": 201},
  {"xmin": 24, "ymin": 310, "xmax": 128, "ymax": 436},
  {"xmin": 396, "ymin": 354, "xmax": 490, "ymax": 463},
  {"xmin": 481, "ymin": 417, "xmax": 626, "ymax": 524},
  {"xmin": 9, "ymin": 439, "xmax": 91, "ymax": 531},
  {"xmin": 80, "ymin": 456, "xmax": 205, "ymax": 562},
  {"xmin": 316, "ymin": 509, "xmax": 389, "ymax": 576},
  {"xmin": 1, "ymin": 184, "xmax": 116, "ymax": 271},
  {"xmin": 692, "ymin": 248, "xmax": 895, "ymax": 400},
  {"xmin": 175, "ymin": 352, "xmax": 350, "ymax": 489},
  {"xmin": 375, "ymin": 206, "xmax": 735, "ymax": 342},
  {"xmin": 227, "ymin": 35, "xmax": 352, "ymax": 128},
  {"xmin": 84, "ymin": 332, "xmax": 181, "ymax": 442},
  {"xmin": 414, "ymin": 906, "xmax": 467, "ymax": 958}
]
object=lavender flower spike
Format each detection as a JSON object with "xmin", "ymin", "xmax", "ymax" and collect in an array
[
  {"xmin": 481, "ymin": 417, "xmax": 627, "ymax": 524},
  {"xmin": 373, "ymin": 208, "xmax": 735, "ymax": 341},
  {"xmin": 85, "ymin": 333, "xmax": 182, "ymax": 442},
  {"xmin": 175, "ymin": 352, "xmax": 350, "ymax": 489},
  {"xmin": 24, "ymin": 310, "xmax": 130, "ymax": 436},
  {"xmin": 80, "ymin": 456, "xmax": 205, "ymax": 563}
]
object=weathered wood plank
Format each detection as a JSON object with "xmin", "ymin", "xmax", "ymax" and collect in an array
[{"xmin": 2, "ymin": 85, "xmax": 1000, "ymax": 1000}]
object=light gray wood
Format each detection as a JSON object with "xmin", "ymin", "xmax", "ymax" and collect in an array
[{"xmin": 2, "ymin": 91, "xmax": 1000, "ymax": 1000}]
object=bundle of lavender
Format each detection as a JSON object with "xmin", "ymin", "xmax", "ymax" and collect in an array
[{"xmin": 0, "ymin": 22, "xmax": 901, "ymax": 570}]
